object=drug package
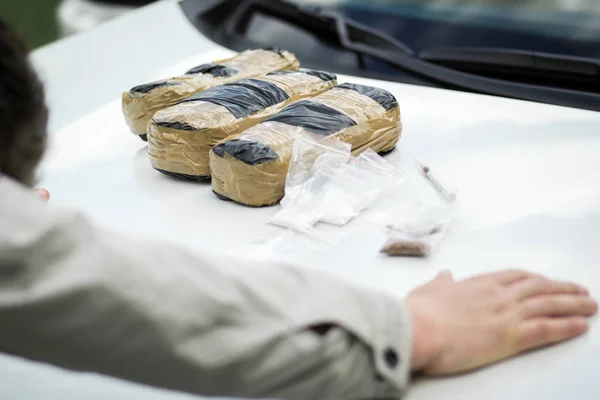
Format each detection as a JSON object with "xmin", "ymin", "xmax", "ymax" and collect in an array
[
  {"xmin": 122, "ymin": 48, "xmax": 300, "ymax": 139},
  {"xmin": 147, "ymin": 69, "xmax": 337, "ymax": 179},
  {"xmin": 210, "ymin": 83, "xmax": 402, "ymax": 206}
]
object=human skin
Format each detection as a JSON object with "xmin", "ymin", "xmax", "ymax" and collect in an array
[
  {"xmin": 30, "ymin": 187, "xmax": 597, "ymax": 375},
  {"xmin": 34, "ymin": 188, "xmax": 50, "ymax": 201},
  {"xmin": 408, "ymin": 270, "xmax": 597, "ymax": 374}
]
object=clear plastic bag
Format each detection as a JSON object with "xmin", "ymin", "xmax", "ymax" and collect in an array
[
  {"xmin": 268, "ymin": 134, "xmax": 405, "ymax": 231},
  {"xmin": 280, "ymin": 134, "xmax": 351, "ymax": 208},
  {"xmin": 379, "ymin": 203, "xmax": 452, "ymax": 257},
  {"xmin": 316, "ymin": 149, "xmax": 405, "ymax": 226},
  {"xmin": 313, "ymin": 165, "xmax": 366, "ymax": 225},
  {"xmin": 232, "ymin": 230, "xmax": 331, "ymax": 264},
  {"xmin": 268, "ymin": 135, "xmax": 352, "ymax": 232}
]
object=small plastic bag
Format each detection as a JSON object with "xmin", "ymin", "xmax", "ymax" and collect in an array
[
  {"xmin": 317, "ymin": 151, "xmax": 405, "ymax": 226},
  {"xmin": 380, "ymin": 204, "xmax": 452, "ymax": 257},
  {"xmin": 270, "ymin": 134, "xmax": 405, "ymax": 231},
  {"xmin": 352, "ymin": 149, "xmax": 405, "ymax": 185},
  {"xmin": 232, "ymin": 230, "xmax": 331, "ymax": 264},
  {"xmin": 315, "ymin": 165, "xmax": 366, "ymax": 225},
  {"xmin": 281, "ymin": 134, "xmax": 351, "ymax": 206},
  {"xmin": 269, "ymin": 135, "xmax": 351, "ymax": 231}
]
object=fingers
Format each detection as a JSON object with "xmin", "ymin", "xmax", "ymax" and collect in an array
[
  {"xmin": 519, "ymin": 295, "xmax": 598, "ymax": 318},
  {"xmin": 469, "ymin": 269, "xmax": 532, "ymax": 286},
  {"xmin": 35, "ymin": 188, "xmax": 50, "ymax": 202},
  {"xmin": 511, "ymin": 277, "xmax": 587, "ymax": 300},
  {"xmin": 516, "ymin": 317, "xmax": 589, "ymax": 352},
  {"xmin": 494, "ymin": 270, "xmax": 532, "ymax": 285},
  {"xmin": 436, "ymin": 270, "xmax": 454, "ymax": 283}
]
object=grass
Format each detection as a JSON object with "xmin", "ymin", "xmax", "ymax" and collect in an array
[{"xmin": 1, "ymin": 0, "xmax": 62, "ymax": 49}]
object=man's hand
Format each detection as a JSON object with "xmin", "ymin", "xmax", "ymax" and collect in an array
[
  {"xmin": 35, "ymin": 188, "xmax": 50, "ymax": 202},
  {"xmin": 407, "ymin": 270, "xmax": 597, "ymax": 374}
]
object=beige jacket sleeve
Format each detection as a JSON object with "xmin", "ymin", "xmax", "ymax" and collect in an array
[{"xmin": 0, "ymin": 176, "xmax": 412, "ymax": 400}]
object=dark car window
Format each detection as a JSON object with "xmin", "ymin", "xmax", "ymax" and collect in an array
[
  {"xmin": 314, "ymin": 0, "xmax": 600, "ymax": 57},
  {"xmin": 180, "ymin": 0, "xmax": 600, "ymax": 111},
  {"xmin": 88, "ymin": 0, "xmax": 155, "ymax": 5}
]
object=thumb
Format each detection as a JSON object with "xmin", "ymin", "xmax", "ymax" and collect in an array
[
  {"xmin": 35, "ymin": 188, "xmax": 50, "ymax": 202},
  {"xmin": 436, "ymin": 270, "xmax": 454, "ymax": 282}
]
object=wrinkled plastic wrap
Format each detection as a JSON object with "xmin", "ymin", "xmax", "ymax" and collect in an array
[
  {"xmin": 268, "ymin": 135, "xmax": 404, "ymax": 231},
  {"xmin": 121, "ymin": 48, "xmax": 300, "ymax": 138},
  {"xmin": 210, "ymin": 83, "xmax": 403, "ymax": 206},
  {"xmin": 147, "ymin": 69, "xmax": 337, "ymax": 179}
]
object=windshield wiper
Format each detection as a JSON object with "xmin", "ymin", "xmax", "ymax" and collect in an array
[
  {"xmin": 181, "ymin": 0, "xmax": 600, "ymax": 112},
  {"xmin": 420, "ymin": 46, "xmax": 600, "ymax": 92},
  {"xmin": 220, "ymin": 0, "xmax": 415, "ymax": 57},
  {"xmin": 420, "ymin": 47, "xmax": 600, "ymax": 77}
]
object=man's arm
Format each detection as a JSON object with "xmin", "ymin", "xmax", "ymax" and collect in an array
[
  {"xmin": 1, "ymin": 178, "xmax": 597, "ymax": 399},
  {"xmin": 0, "ymin": 178, "xmax": 410, "ymax": 400}
]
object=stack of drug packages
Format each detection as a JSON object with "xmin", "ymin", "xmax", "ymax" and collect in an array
[{"xmin": 120, "ymin": 47, "xmax": 403, "ymax": 211}]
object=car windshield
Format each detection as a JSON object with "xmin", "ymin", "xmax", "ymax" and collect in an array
[
  {"xmin": 297, "ymin": 0, "xmax": 600, "ymax": 57},
  {"xmin": 179, "ymin": 0, "xmax": 600, "ymax": 111}
]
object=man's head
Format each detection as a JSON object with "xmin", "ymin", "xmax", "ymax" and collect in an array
[{"xmin": 0, "ymin": 17, "xmax": 48, "ymax": 186}]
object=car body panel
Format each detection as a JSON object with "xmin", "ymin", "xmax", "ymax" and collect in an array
[
  {"xmin": 15, "ymin": 0, "xmax": 600, "ymax": 399},
  {"xmin": 57, "ymin": 0, "xmax": 137, "ymax": 37}
]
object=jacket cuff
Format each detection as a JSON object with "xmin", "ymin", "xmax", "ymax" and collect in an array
[
  {"xmin": 300, "ymin": 285, "xmax": 412, "ymax": 397},
  {"xmin": 371, "ymin": 298, "xmax": 412, "ymax": 398}
]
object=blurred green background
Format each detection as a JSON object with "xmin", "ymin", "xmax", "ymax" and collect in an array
[{"xmin": 1, "ymin": 0, "xmax": 62, "ymax": 49}]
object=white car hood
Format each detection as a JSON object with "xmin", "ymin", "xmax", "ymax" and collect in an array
[{"xmin": 19, "ymin": 1, "xmax": 600, "ymax": 399}]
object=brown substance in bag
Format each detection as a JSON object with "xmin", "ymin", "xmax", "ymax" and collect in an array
[
  {"xmin": 122, "ymin": 49, "xmax": 300, "ymax": 137},
  {"xmin": 210, "ymin": 83, "xmax": 402, "ymax": 206},
  {"xmin": 380, "ymin": 240, "xmax": 431, "ymax": 257},
  {"xmin": 147, "ymin": 70, "xmax": 337, "ymax": 179},
  {"xmin": 381, "ymin": 226, "xmax": 441, "ymax": 257}
]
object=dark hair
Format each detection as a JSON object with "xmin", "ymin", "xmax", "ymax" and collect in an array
[{"xmin": 0, "ymin": 17, "xmax": 48, "ymax": 186}]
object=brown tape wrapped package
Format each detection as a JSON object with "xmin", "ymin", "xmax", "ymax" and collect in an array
[
  {"xmin": 210, "ymin": 83, "xmax": 402, "ymax": 206},
  {"xmin": 147, "ymin": 69, "xmax": 338, "ymax": 180},
  {"xmin": 122, "ymin": 48, "xmax": 300, "ymax": 139}
]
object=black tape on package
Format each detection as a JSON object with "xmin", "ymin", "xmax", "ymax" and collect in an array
[
  {"xmin": 212, "ymin": 139, "xmax": 279, "ymax": 165},
  {"xmin": 264, "ymin": 100, "xmax": 357, "ymax": 136},
  {"xmin": 147, "ymin": 68, "xmax": 338, "ymax": 178},
  {"xmin": 210, "ymin": 83, "xmax": 403, "ymax": 206},
  {"xmin": 131, "ymin": 81, "xmax": 180, "ymax": 94},
  {"xmin": 268, "ymin": 68, "xmax": 337, "ymax": 82},
  {"xmin": 180, "ymin": 79, "xmax": 290, "ymax": 119},
  {"xmin": 121, "ymin": 48, "xmax": 301, "ymax": 136},
  {"xmin": 336, "ymin": 82, "xmax": 398, "ymax": 111},
  {"xmin": 185, "ymin": 63, "xmax": 239, "ymax": 77}
]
